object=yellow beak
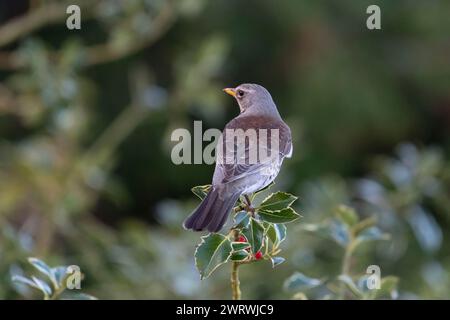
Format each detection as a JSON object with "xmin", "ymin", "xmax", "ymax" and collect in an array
[{"xmin": 223, "ymin": 88, "xmax": 236, "ymax": 97}]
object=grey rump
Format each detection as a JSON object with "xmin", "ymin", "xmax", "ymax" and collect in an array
[{"xmin": 183, "ymin": 84, "xmax": 293, "ymax": 232}]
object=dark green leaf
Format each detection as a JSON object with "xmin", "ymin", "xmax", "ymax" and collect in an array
[
  {"xmin": 258, "ymin": 207, "xmax": 300, "ymax": 223},
  {"xmin": 191, "ymin": 185, "xmax": 211, "ymax": 201},
  {"xmin": 194, "ymin": 233, "xmax": 232, "ymax": 279},
  {"xmin": 231, "ymin": 250, "xmax": 250, "ymax": 261},
  {"xmin": 266, "ymin": 223, "xmax": 287, "ymax": 246},
  {"xmin": 242, "ymin": 218, "xmax": 264, "ymax": 253},
  {"xmin": 284, "ymin": 272, "xmax": 322, "ymax": 291},
  {"xmin": 266, "ymin": 223, "xmax": 277, "ymax": 244},
  {"xmin": 231, "ymin": 241, "xmax": 250, "ymax": 251},
  {"xmin": 270, "ymin": 256, "xmax": 286, "ymax": 268},
  {"xmin": 258, "ymin": 192, "xmax": 297, "ymax": 211}
]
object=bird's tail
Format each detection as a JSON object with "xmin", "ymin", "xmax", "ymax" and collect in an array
[{"xmin": 183, "ymin": 188, "xmax": 240, "ymax": 232}]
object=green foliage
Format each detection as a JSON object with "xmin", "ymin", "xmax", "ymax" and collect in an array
[
  {"xmin": 257, "ymin": 192, "xmax": 300, "ymax": 224},
  {"xmin": 0, "ymin": 0, "xmax": 448, "ymax": 300},
  {"xmin": 233, "ymin": 211, "xmax": 250, "ymax": 228},
  {"xmin": 288, "ymin": 205, "xmax": 398, "ymax": 300},
  {"xmin": 266, "ymin": 223, "xmax": 287, "ymax": 248},
  {"xmin": 258, "ymin": 192, "xmax": 298, "ymax": 211},
  {"xmin": 241, "ymin": 218, "xmax": 265, "ymax": 254},
  {"xmin": 192, "ymin": 186, "xmax": 300, "ymax": 298},
  {"xmin": 11, "ymin": 258, "xmax": 96, "ymax": 300},
  {"xmin": 284, "ymin": 272, "xmax": 323, "ymax": 292},
  {"xmin": 258, "ymin": 208, "xmax": 300, "ymax": 224},
  {"xmin": 195, "ymin": 234, "xmax": 232, "ymax": 280}
]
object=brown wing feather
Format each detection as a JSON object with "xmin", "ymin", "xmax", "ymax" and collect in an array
[{"xmin": 212, "ymin": 115, "xmax": 292, "ymax": 185}]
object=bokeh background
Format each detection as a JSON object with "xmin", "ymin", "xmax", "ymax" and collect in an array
[{"xmin": 0, "ymin": 0, "xmax": 449, "ymax": 299}]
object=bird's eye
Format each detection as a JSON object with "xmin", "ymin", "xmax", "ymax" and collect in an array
[{"xmin": 237, "ymin": 90, "xmax": 245, "ymax": 97}]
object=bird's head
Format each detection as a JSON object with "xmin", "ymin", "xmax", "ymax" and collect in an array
[{"xmin": 223, "ymin": 83, "xmax": 274, "ymax": 114}]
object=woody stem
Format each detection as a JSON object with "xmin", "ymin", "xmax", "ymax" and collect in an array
[
  {"xmin": 231, "ymin": 229, "xmax": 242, "ymax": 300},
  {"xmin": 231, "ymin": 261, "xmax": 241, "ymax": 300},
  {"xmin": 244, "ymin": 195, "xmax": 252, "ymax": 207},
  {"xmin": 244, "ymin": 195, "xmax": 255, "ymax": 216}
]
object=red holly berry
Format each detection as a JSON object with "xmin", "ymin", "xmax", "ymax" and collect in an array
[
  {"xmin": 254, "ymin": 251, "xmax": 263, "ymax": 260},
  {"xmin": 237, "ymin": 235, "xmax": 247, "ymax": 243}
]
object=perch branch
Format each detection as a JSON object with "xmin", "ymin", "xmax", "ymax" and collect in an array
[{"xmin": 231, "ymin": 229, "xmax": 242, "ymax": 300}]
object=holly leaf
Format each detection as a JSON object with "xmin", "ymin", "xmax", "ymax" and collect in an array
[
  {"xmin": 28, "ymin": 258, "xmax": 54, "ymax": 278},
  {"xmin": 191, "ymin": 185, "xmax": 211, "ymax": 201},
  {"xmin": 12, "ymin": 275, "xmax": 39, "ymax": 290},
  {"xmin": 258, "ymin": 207, "xmax": 300, "ymax": 224},
  {"xmin": 28, "ymin": 257, "xmax": 58, "ymax": 289},
  {"xmin": 231, "ymin": 250, "xmax": 250, "ymax": 261},
  {"xmin": 231, "ymin": 242, "xmax": 250, "ymax": 251},
  {"xmin": 233, "ymin": 211, "xmax": 250, "ymax": 229},
  {"xmin": 194, "ymin": 233, "xmax": 232, "ymax": 279},
  {"xmin": 258, "ymin": 192, "xmax": 297, "ymax": 211},
  {"xmin": 52, "ymin": 266, "xmax": 70, "ymax": 289},
  {"xmin": 270, "ymin": 256, "xmax": 286, "ymax": 268},
  {"xmin": 284, "ymin": 272, "xmax": 322, "ymax": 291},
  {"xmin": 329, "ymin": 220, "xmax": 350, "ymax": 247},
  {"xmin": 266, "ymin": 223, "xmax": 287, "ymax": 246},
  {"xmin": 242, "ymin": 218, "xmax": 264, "ymax": 253},
  {"xmin": 31, "ymin": 276, "xmax": 52, "ymax": 299}
]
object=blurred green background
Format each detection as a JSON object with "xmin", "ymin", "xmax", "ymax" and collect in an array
[{"xmin": 0, "ymin": 0, "xmax": 449, "ymax": 299}]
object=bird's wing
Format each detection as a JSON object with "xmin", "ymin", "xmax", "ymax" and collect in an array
[{"xmin": 212, "ymin": 115, "xmax": 292, "ymax": 185}]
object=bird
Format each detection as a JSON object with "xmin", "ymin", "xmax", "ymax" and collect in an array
[{"xmin": 183, "ymin": 83, "xmax": 292, "ymax": 232}]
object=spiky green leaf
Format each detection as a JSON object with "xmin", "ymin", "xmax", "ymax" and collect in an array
[
  {"xmin": 194, "ymin": 233, "xmax": 232, "ymax": 279},
  {"xmin": 258, "ymin": 192, "xmax": 297, "ymax": 211}
]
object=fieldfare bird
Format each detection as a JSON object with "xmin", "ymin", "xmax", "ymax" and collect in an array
[{"xmin": 183, "ymin": 83, "xmax": 292, "ymax": 232}]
